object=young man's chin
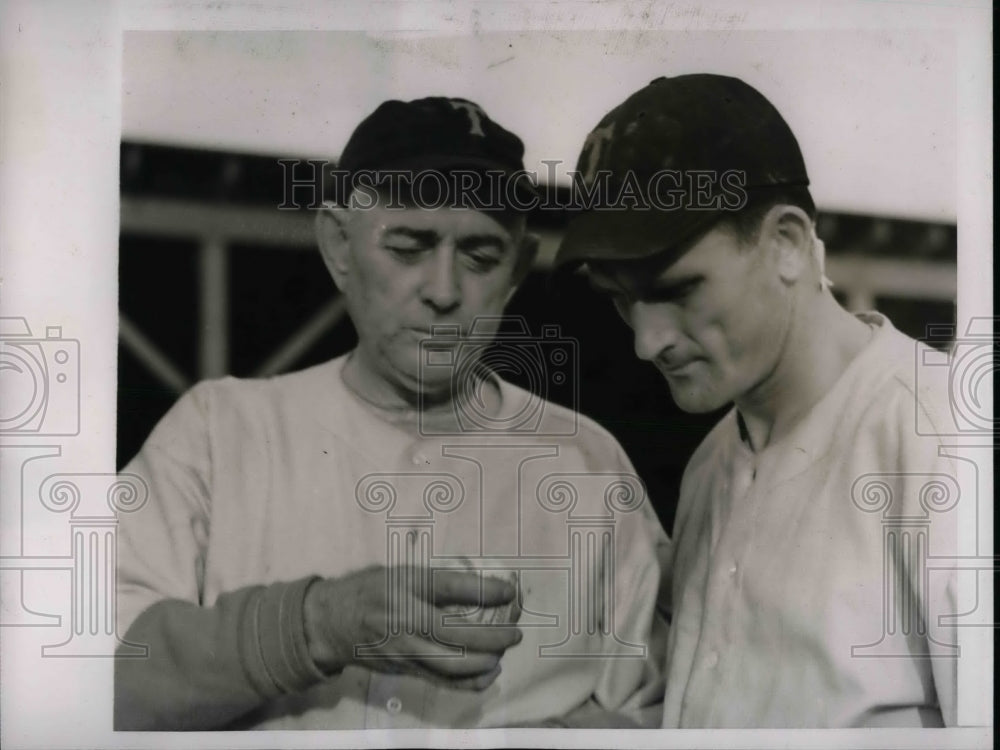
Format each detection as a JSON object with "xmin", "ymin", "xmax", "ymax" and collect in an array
[{"xmin": 666, "ymin": 383, "xmax": 728, "ymax": 415}]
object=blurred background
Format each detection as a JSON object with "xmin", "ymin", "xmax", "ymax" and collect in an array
[{"xmin": 118, "ymin": 31, "xmax": 958, "ymax": 531}]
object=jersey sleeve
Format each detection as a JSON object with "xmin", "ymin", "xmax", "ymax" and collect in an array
[
  {"xmin": 898, "ymin": 390, "xmax": 961, "ymax": 727},
  {"xmin": 114, "ymin": 382, "xmax": 325, "ymax": 729},
  {"xmin": 117, "ymin": 383, "xmax": 215, "ymax": 634},
  {"xmin": 856, "ymin": 372, "xmax": 961, "ymax": 727}
]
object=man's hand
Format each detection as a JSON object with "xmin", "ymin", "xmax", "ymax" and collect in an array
[{"xmin": 303, "ymin": 565, "xmax": 522, "ymax": 690}]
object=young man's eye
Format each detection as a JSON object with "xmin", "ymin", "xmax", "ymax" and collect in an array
[{"xmin": 648, "ymin": 280, "xmax": 699, "ymax": 303}]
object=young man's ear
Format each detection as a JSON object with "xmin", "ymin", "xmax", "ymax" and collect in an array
[
  {"xmin": 315, "ymin": 203, "xmax": 352, "ymax": 290},
  {"xmin": 761, "ymin": 205, "xmax": 812, "ymax": 285}
]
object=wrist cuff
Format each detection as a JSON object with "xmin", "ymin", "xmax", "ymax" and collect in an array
[{"xmin": 240, "ymin": 576, "xmax": 326, "ymax": 697}]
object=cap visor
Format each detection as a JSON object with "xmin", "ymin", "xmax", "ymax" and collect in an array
[{"xmin": 554, "ymin": 206, "xmax": 724, "ymax": 269}]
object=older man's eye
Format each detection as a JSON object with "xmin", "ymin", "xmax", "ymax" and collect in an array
[
  {"xmin": 384, "ymin": 244, "xmax": 424, "ymax": 261},
  {"xmin": 463, "ymin": 250, "xmax": 503, "ymax": 272}
]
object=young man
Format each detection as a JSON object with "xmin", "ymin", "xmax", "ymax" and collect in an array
[
  {"xmin": 114, "ymin": 97, "xmax": 668, "ymax": 730},
  {"xmin": 554, "ymin": 74, "xmax": 960, "ymax": 727}
]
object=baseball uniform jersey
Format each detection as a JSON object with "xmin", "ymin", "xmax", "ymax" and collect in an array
[
  {"xmin": 662, "ymin": 312, "xmax": 961, "ymax": 727},
  {"xmin": 115, "ymin": 353, "xmax": 670, "ymax": 729}
]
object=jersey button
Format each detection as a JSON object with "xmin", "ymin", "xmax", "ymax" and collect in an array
[
  {"xmin": 386, "ymin": 696, "xmax": 403, "ymax": 714},
  {"xmin": 728, "ymin": 564, "xmax": 738, "ymax": 577},
  {"xmin": 705, "ymin": 651, "xmax": 719, "ymax": 669}
]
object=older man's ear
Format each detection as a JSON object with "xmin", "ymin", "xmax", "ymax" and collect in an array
[{"xmin": 315, "ymin": 204, "xmax": 352, "ymax": 290}]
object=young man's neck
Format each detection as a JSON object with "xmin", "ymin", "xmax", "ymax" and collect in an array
[{"xmin": 735, "ymin": 292, "xmax": 873, "ymax": 452}]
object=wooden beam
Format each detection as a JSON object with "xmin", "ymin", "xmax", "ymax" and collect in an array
[
  {"xmin": 121, "ymin": 196, "xmax": 315, "ymax": 247},
  {"xmin": 199, "ymin": 237, "xmax": 229, "ymax": 378},
  {"xmin": 118, "ymin": 314, "xmax": 191, "ymax": 394},
  {"xmin": 121, "ymin": 198, "xmax": 957, "ymax": 302},
  {"xmin": 253, "ymin": 298, "xmax": 349, "ymax": 377}
]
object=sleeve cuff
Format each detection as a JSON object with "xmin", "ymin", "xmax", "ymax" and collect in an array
[{"xmin": 239, "ymin": 576, "xmax": 326, "ymax": 697}]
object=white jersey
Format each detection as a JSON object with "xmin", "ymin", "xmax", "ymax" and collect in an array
[
  {"xmin": 116, "ymin": 354, "xmax": 669, "ymax": 729},
  {"xmin": 663, "ymin": 313, "xmax": 961, "ymax": 727}
]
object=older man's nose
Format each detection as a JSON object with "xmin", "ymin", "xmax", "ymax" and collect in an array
[{"xmin": 422, "ymin": 247, "xmax": 461, "ymax": 312}]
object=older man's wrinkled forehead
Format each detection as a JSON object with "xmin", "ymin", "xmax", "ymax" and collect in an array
[{"xmin": 349, "ymin": 177, "xmax": 528, "ymax": 237}]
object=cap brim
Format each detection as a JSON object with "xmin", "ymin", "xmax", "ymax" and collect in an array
[{"xmin": 553, "ymin": 206, "xmax": 724, "ymax": 270}]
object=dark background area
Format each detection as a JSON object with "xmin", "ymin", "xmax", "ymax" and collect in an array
[{"xmin": 118, "ymin": 142, "xmax": 957, "ymax": 532}]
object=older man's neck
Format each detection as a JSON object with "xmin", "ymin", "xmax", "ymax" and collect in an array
[{"xmin": 341, "ymin": 350, "xmax": 502, "ymax": 422}]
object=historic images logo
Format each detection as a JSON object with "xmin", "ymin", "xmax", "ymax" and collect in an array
[
  {"xmin": 352, "ymin": 468, "xmax": 648, "ymax": 661},
  {"xmin": 915, "ymin": 317, "xmax": 996, "ymax": 436},
  {"xmin": 417, "ymin": 316, "xmax": 578, "ymax": 438},
  {"xmin": 348, "ymin": 316, "xmax": 648, "ymax": 661},
  {"xmin": 0, "ymin": 317, "xmax": 80, "ymax": 436},
  {"xmin": 852, "ymin": 318, "xmax": 998, "ymax": 658},
  {"xmin": 1, "ymin": 317, "xmax": 146, "ymax": 658}
]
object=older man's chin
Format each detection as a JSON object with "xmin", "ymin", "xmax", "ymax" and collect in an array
[{"xmin": 381, "ymin": 357, "xmax": 453, "ymax": 402}]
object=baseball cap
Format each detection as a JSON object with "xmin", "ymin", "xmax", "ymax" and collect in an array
[
  {"xmin": 554, "ymin": 74, "xmax": 811, "ymax": 269},
  {"xmin": 336, "ymin": 96, "xmax": 535, "ymax": 206}
]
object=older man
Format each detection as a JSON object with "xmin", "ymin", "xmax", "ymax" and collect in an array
[
  {"xmin": 114, "ymin": 97, "xmax": 668, "ymax": 730},
  {"xmin": 554, "ymin": 75, "xmax": 960, "ymax": 727}
]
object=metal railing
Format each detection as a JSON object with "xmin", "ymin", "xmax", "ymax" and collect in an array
[{"xmin": 119, "ymin": 196, "xmax": 957, "ymax": 395}]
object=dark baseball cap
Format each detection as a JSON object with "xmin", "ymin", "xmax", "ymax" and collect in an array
[
  {"xmin": 336, "ymin": 96, "xmax": 535, "ymax": 206},
  {"xmin": 554, "ymin": 74, "xmax": 811, "ymax": 269}
]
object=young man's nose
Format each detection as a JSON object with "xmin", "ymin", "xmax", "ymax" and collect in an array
[{"xmin": 629, "ymin": 301, "xmax": 681, "ymax": 361}]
